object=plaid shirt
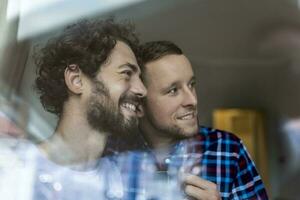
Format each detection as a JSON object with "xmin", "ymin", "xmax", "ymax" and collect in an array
[{"xmin": 113, "ymin": 126, "xmax": 268, "ymax": 200}]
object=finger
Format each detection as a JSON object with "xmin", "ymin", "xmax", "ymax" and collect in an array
[
  {"xmin": 185, "ymin": 184, "xmax": 221, "ymax": 200},
  {"xmin": 183, "ymin": 174, "xmax": 217, "ymax": 190}
]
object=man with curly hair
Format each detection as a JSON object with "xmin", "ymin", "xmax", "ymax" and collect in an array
[
  {"xmin": 0, "ymin": 19, "xmax": 147, "ymax": 200},
  {"xmin": 35, "ymin": 19, "xmax": 146, "ymax": 167}
]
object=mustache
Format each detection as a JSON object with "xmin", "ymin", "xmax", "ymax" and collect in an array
[
  {"xmin": 182, "ymin": 105, "xmax": 197, "ymax": 112},
  {"xmin": 177, "ymin": 106, "xmax": 197, "ymax": 116},
  {"xmin": 119, "ymin": 93, "xmax": 143, "ymax": 105}
]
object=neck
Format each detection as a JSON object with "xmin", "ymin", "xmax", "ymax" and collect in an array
[
  {"xmin": 140, "ymin": 119, "xmax": 181, "ymax": 166},
  {"xmin": 39, "ymin": 102, "xmax": 107, "ymax": 169},
  {"xmin": 140, "ymin": 118, "xmax": 177, "ymax": 151}
]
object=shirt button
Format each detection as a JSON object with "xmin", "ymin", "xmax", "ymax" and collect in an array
[
  {"xmin": 164, "ymin": 158, "xmax": 170, "ymax": 164},
  {"xmin": 53, "ymin": 182, "xmax": 62, "ymax": 192},
  {"xmin": 39, "ymin": 174, "xmax": 53, "ymax": 183}
]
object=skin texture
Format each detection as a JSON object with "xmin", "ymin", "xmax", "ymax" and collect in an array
[{"xmin": 140, "ymin": 54, "xmax": 220, "ymax": 200}]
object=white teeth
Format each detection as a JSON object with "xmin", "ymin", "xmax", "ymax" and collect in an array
[
  {"xmin": 178, "ymin": 113, "xmax": 194, "ymax": 120},
  {"xmin": 122, "ymin": 103, "xmax": 137, "ymax": 112},
  {"xmin": 181, "ymin": 115, "xmax": 193, "ymax": 120}
]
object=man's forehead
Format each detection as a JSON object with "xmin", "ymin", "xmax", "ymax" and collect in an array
[
  {"xmin": 145, "ymin": 54, "xmax": 194, "ymax": 83},
  {"xmin": 100, "ymin": 41, "xmax": 139, "ymax": 69},
  {"xmin": 111, "ymin": 41, "xmax": 135, "ymax": 57},
  {"xmin": 113, "ymin": 41, "xmax": 141, "ymax": 74}
]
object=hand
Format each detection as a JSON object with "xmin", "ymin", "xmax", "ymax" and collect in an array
[{"xmin": 181, "ymin": 174, "xmax": 221, "ymax": 200}]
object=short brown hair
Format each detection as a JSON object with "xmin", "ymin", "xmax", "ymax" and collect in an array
[{"xmin": 137, "ymin": 40, "xmax": 183, "ymax": 85}]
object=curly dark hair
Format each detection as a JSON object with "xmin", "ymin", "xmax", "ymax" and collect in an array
[{"xmin": 34, "ymin": 18, "xmax": 139, "ymax": 116}]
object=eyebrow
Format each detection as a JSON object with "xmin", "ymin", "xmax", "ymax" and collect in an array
[
  {"xmin": 119, "ymin": 62, "xmax": 139, "ymax": 73},
  {"xmin": 161, "ymin": 81, "xmax": 180, "ymax": 93},
  {"xmin": 119, "ymin": 62, "xmax": 142, "ymax": 78}
]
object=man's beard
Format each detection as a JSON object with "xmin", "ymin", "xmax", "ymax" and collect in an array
[
  {"xmin": 148, "ymin": 116, "xmax": 190, "ymax": 141},
  {"xmin": 86, "ymin": 80, "xmax": 139, "ymax": 137},
  {"xmin": 144, "ymin": 107, "xmax": 198, "ymax": 141}
]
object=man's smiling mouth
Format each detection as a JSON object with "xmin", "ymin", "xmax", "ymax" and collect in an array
[
  {"xmin": 177, "ymin": 111, "xmax": 196, "ymax": 120},
  {"xmin": 120, "ymin": 101, "xmax": 144, "ymax": 117},
  {"xmin": 121, "ymin": 102, "xmax": 138, "ymax": 112}
]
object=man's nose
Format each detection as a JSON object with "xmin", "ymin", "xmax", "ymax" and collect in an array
[
  {"xmin": 130, "ymin": 76, "xmax": 147, "ymax": 98},
  {"xmin": 182, "ymin": 87, "xmax": 197, "ymax": 107}
]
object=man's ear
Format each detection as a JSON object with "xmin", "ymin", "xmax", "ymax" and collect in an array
[{"xmin": 64, "ymin": 64, "xmax": 83, "ymax": 94}]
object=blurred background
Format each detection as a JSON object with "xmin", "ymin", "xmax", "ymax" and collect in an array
[{"xmin": 1, "ymin": 0, "xmax": 300, "ymax": 199}]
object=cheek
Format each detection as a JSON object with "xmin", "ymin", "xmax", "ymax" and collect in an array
[
  {"xmin": 108, "ymin": 83, "xmax": 129, "ymax": 101},
  {"xmin": 148, "ymin": 100, "xmax": 176, "ymax": 122}
]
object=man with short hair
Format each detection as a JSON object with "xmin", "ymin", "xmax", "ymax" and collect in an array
[
  {"xmin": 0, "ymin": 19, "xmax": 147, "ymax": 200},
  {"xmin": 137, "ymin": 41, "xmax": 268, "ymax": 199}
]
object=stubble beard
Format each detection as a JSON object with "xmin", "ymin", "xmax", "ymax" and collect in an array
[{"xmin": 145, "ymin": 109, "xmax": 199, "ymax": 141}]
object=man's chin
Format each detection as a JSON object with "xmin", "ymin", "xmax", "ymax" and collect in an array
[
  {"xmin": 121, "ymin": 109, "xmax": 141, "ymax": 120},
  {"xmin": 120, "ymin": 115, "xmax": 138, "ymax": 130},
  {"xmin": 183, "ymin": 130, "xmax": 197, "ymax": 138},
  {"xmin": 177, "ymin": 125, "xmax": 199, "ymax": 138},
  {"xmin": 126, "ymin": 119, "xmax": 139, "ymax": 131},
  {"xmin": 120, "ymin": 111, "xmax": 138, "ymax": 125}
]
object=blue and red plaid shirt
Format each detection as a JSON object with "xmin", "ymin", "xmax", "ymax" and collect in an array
[{"xmin": 113, "ymin": 126, "xmax": 268, "ymax": 200}]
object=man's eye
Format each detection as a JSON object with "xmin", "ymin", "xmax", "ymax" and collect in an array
[
  {"xmin": 189, "ymin": 81, "xmax": 196, "ymax": 89},
  {"xmin": 167, "ymin": 88, "xmax": 178, "ymax": 95},
  {"xmin": 121, "ymin": 70, "xmax": 133, "ymax": 77}
]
